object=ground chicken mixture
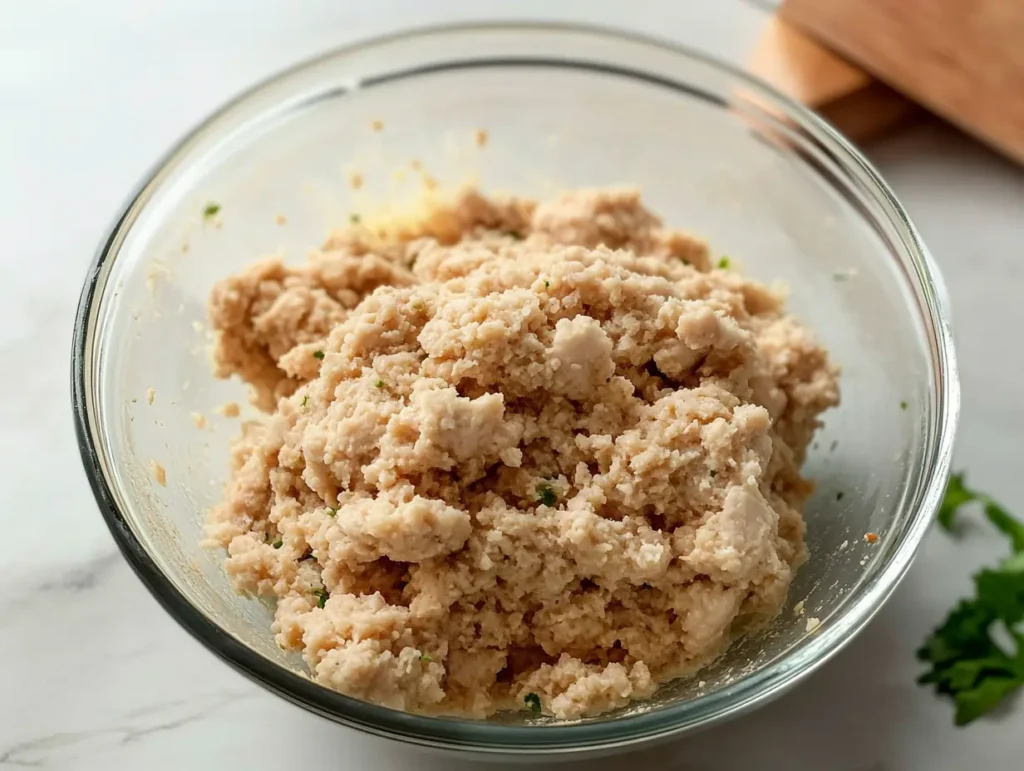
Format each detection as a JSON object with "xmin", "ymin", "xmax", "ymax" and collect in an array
[{"xmin": 204, "ymin": 187, "xmax": 839, "ymax": 719}]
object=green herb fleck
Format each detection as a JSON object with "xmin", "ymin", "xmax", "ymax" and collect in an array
[
  {"xmin": 536, "ymin": 482, "xmax": 557, "ymax": 507},
  {"xmin": 544, "ymin": 280, "xmax": 550, "ymax": 289},
  {"xmin": 420, "ymin": 654, "xmax": 432, "ymax": 662},
  {"xmin": 273, "ymin": 539, "xmax": 283, "ymax": 549},
  {"xmin": 375, "ymin": 379, "xmax": 384, "ymax": 388},
  {"xmin": 325, "ymin": 506, "xmax": 337, "ymax": 517},
  {"xmin": 717, "ymin": 256, "xmax": 730, "ymax": 270},
  {"xmin": 709, "ymin": 469, "xmax": 717, "ymax": 479},
  {"xmin": 917, "ymin": 472, "xmax": 1024, "ymax": 725},
  {"xmin": 203, "ymin": 203, "xmax": 220, "ymax": 219},
  {"xmin": 836, "ymin": 491, "xmax": 844, "ymax": 501},
  {"xmin": 312, "ymin": 350, "xmax": 325, "ymax": 360},
  {"xmin": 313, "ymin": 588, "xmax": 328, "ymax": 609},
  {"xmin": 301, "ymin": 395, "xmax": 309, "ymax": 408},
  {"xmin": 901, "ymin": 400, "xmax": 909, "ymax": 411},
  {"xmin": 349, "ymin": 213, "xmax": 361, "ymax": 224},
  {"xmin": 524, "ymin": 692, "xmax": 542, "ymax": 713}
]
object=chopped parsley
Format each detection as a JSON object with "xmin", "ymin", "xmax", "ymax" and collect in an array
[
  {"xmin": 272, "ymin": 539, "xmax": 283, "ymax": 549},
  {"xmin": 349, "ymin": 213, "xmax": 361, "ymax": 224},
  {"xmin": 544, "ymin": 280, "xmax": 550, "ymax": 289},
  {"xmin": 717, "ymin": 256, "xmax": 730, "ymax": 270},
  {"xmin": 301, "ymin": 395, "xmax": 309, "ymax": 408},
  {"xmin": 420, "ymin": 654, "xmax": 432, "ymax": 662},
  {"xmin": 536, "ymin": 482, "xmax": 557, "ymax": 507},
  {"xmin": 918, "ymin": 472, "xmax": 1024, "ymax": 725},
  {"xmin": 312, "ymin": 350, "xmax": 325, "ymax": 360},
  {"xmin": 375, "ymin": 379, "xmax": 384, "ymax": 388},
  {"xmin": 203, "ymin": 202, "xmax": 220, "ymax": 219},
  {"xmin": 900, "ymin": 400, "xmax": 909, "ymax": 411},
  {"xmin": 325, "ymin": 506, "xmax": 337, "ymax": 517},
  {"xmin": 709, "ymin": 469, "xmax": 717, "ymax": 478},
  {"xmin": 524, "ymin": 692, "xmax": 542, "ymax": 712},
  {"xmin": 313, "ymin": 588, "xmax": 328, "ymax": 609}
]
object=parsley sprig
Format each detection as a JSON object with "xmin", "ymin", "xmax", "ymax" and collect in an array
[{"xmin": 918, "ymin": 472, "xmax": 1024, "ymax": 725}]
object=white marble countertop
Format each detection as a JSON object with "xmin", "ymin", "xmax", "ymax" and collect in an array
[{"xmin": 2, "ymin": 1, "xmax": 1022, "ymax": 768}]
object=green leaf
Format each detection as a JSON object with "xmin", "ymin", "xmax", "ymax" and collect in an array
[
  {"xmin": 937, "ymin": 473, "xmax": 975, "ymax": 531},
  {"xmin": 975, "ymin": 567, "xmax": 1024, "ymax": 626},
  {"xmin": 919, "ymin": 470, "xmax": 1024, "ymax": 726},
  {"xmin": 984, "ymin": 500, "xmax": 1024, "ymax": 554},
  {"xmin": 954, "ymin": 677, "xmax": 1021, "ymax": 726}
]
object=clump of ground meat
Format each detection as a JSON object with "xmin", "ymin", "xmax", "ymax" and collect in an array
[{"xmin": 204, "ymin": 186, "xmax": 838, "ymax": 719}]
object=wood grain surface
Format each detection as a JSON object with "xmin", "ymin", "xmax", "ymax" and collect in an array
[
  {"xmin": 781, "ymin": 0, "xmax": 1024, "ymax": 163},
  {"xmin": 748, "ymin": 15, "xmax": 916, "ymax": 141}
]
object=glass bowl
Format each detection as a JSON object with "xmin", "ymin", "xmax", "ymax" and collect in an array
[{"xmin": 72, "ymin": 22, "xmax": 958, "ymax": 758}]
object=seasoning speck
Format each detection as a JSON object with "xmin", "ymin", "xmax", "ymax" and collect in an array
[
  {"xmin": 420, "ymin": 654, "xmax": 432, "ymax": 662},
  {"xmin": 717, "ymin": 256, "xmax": 730, "ymax": 270},
  {"xmin": 273, "ymin": 539, "xmax": 283, "ymax": 549},
  {"xmin": 313, "ymin": 350, "xmax": 325, "ymax": 360},
  {"xmin": 146, "ymin": 387, "xmax": 156, "ymax": 405},
  {"xmin": 150, "ymin": 460, "xmax": 166, "ymax": 487},
  {"xmin": 475, "ymin": 129, "xmax": 489, "ymax": 147},
  {"xmin": 220, "ymin": 402, "xmax": 240, "ymax": 418},
  {"xmin": 375, "ymin": 379, "xmax": 385, "ymax": 389},
  {"xmin": 203, "ymin": 203, "xmax": 221, "ymax": 220},
  {"xmin": 536, "ymin": 482, "xmax": 557, "ymax": 507},
  {"xmin": 302, "ymin": 395, "xmax": 310, "ymax": 408},
  {"xmin": 371, "ymin": 120, "xmax": 384, "ymax": 132},
  {"xmin": 314, "ymin": 589, "xmax": 328, "ymax": 609},
  {"xmin": 865, "ymin": 532, "xmax": 879, "ymax": 544},
  {"xmin": 524, "ymin": 692, "xmax": 541, "ymax": 712},
  {"xmin": 836, "ymin": 491, "xmax": 844, "ymax": 501},
  {"xmin": 349, "ymin": 214, "xmax": 361, "ymax": 225},
  {"xmin": 275, "ymin": 214, "xmax": 287, "ymax": 225},
  {"xmin": 900, "ymin": 400, "xmax": 908, "ymax": 411},
  {"xmin": 325, "ymin": 506, "xmax": 337, "ymax": 517}
]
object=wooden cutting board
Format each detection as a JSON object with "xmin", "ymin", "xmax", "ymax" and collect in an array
[
  {"xmin": 747, "ymin": 16, "xmax": 917, "ymax": 142},
  {"xmin": 780, "ymin": 0, "xmax": 1024, "ymax": 164}
]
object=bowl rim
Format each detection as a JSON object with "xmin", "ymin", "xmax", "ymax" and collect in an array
[{"xmin": 71, "ymin": 19, "xmax": 959, "ymax": 755}]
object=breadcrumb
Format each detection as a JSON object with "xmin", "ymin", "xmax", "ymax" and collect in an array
[{"xmin": 219, "ymin": 401, "xmax": 241, "ymax": 418}]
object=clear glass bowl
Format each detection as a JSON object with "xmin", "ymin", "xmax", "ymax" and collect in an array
[{"xmin": 72, "ymin": 23, "xmax": 958, "ymax": 757}]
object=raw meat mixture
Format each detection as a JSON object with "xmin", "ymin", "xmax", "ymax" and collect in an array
[{"xmin": 204, "ymin": 187, "xmax": 838, "ymax": 719}]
